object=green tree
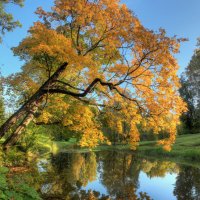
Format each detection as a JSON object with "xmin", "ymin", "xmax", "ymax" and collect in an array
[
  {"xmin": 186, "ymin": 40, "xmax": 200, "ymax": 106},
  {"xmin": 179, "ymin": 74, "xmax": 196, "ymax": 129},
  {"xmin": 174, "ymin": 166, "xmax": 200, "ymax": 200},
  {"xmin": 0, "ymin": 75, "xmax": 5, "ymax": 125},
  {"xmin": 0, "ymin": 0, "xmax": 24, "ymax": 43},
  {"xmin": 0, "ymin": 95, "xmax": 5, "ymax": 125},
  {"xmin": 179, "ymin": 38, "xmax": 200, "ymax": 131},
  {"xmin": 0, "ymin": 0, "xmax": 23, "ymax": 125}
]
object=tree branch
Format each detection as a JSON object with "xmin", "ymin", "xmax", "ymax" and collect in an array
[{"xmin": 55, "ymin": 80, "xmax": 85, "ymax": 91}]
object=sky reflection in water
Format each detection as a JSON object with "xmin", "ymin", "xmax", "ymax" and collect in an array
[{"xmin": 36, "ymin": 151, "xmax": 200, "ymax": 200}]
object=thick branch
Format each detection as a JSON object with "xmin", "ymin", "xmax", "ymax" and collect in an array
[
  {"xmin": 55, "ymin": 80, "xmax": 85, "ymax": 91},
  {"xmin": 35, "ymin": 121, "xmax": 60, "ymax": 125},
  {"xmin": 44, "ymin": 77, "xmax": 142, "ymax": 111},
  {"xmin": 43, "ymin": 78, "xmax": 114, "ymax": 97}
]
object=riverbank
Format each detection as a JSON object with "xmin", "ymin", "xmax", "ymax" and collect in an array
[
  {"xmin": 137, "ymin": 133, "xmax": 200, "ymax": 163},
  {"xmin": 45, "ymin": 133, "xmax": 200, "ymax": 165}
]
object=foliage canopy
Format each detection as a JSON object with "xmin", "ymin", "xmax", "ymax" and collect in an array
[{"xmin": 3, "ymin": 0, "xmax": 186, "ymax": 150}]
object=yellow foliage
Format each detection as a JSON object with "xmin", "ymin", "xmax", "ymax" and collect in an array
[
  {"xmin": 37, "ymin": 110, "xmax": 52, "ymax": 124},
  {"xmin": 10, "ymin": 0, "xmax": 187, "ymax": 150},
  {"xmin": 129, "ymin": 121, "xmax": 140, "ymax": 150}
]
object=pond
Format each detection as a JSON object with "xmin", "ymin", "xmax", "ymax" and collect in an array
[{"xmin": 16, "ymin": 151, "xmax": 200, "ymax": 199}]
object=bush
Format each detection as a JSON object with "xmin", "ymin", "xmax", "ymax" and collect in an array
[{"xmin": 0, "ymin": 166, "xmax": 41, "ymax": 200}]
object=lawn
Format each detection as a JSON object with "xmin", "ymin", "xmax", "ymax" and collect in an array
[
  {"xmin": 137, "ymin": 133, "xmax": 200, "ymax": 163},
  {"xmin": 38, "ymin": 133, "xmax": 200, "ymax": 164}
]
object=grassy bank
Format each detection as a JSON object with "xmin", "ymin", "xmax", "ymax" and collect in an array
[
  {"xmin": 137, "ymin": 133, "xmax": 200, "ymax": 163},
  {"xmin": 37, "ymin": 133, "xmax": 200, "ymax": 163},
  {"xmin": 51, "ymin": 141, "xmax": 130, "ymax": 154}
]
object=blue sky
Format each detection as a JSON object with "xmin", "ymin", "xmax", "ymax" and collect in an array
[{"xmin": 1, "ymin": 0, "xmax": 200, "ymax": 76}]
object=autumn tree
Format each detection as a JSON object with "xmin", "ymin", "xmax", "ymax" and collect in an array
[
  {"xmin": 140, "ymin": 159, "xmax": 178, "ymax": 178},
  {"xmin": 0, "ymin": 0, "xmax": 186, "ymax": 150}
]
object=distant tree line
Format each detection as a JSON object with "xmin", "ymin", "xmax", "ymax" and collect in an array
[{"xmin": 179, "ymin": 38, "xmax": 200, "ymax": 133}]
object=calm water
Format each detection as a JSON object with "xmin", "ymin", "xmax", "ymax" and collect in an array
[{"xmin": 34, "ymin": 151, "xmax": 200, "ymax": 200}]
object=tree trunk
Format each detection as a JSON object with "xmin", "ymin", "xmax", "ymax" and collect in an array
[
  {"xmin": 3, "ymin": 112, "xmax": 34, "ymax": 148},
  {"xmin": 0, "ymin": 62, "xmax": 68, "ymax": 145},
  {"xmin": 3, "ymin": 100, "xmax": 40, "ymax": 148}
]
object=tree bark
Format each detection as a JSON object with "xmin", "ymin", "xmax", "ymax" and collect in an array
[
  {"xmin": 0, "ymin": 62, "xmax": 68, "ymax": 143},
  {"xmin": 3, "ymin": 111, "xmax": 35, "ymax": 149}
]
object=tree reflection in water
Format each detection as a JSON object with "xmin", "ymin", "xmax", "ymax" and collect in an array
[
  {"xmin": 40, "ymin": 152, "xmax": 97, "ymax": 199},
  {"xmin": 174, "ymin": 165, "xmax": 200, "ymax": 200},
  {"xmin": 39, "ymin": 151, "xmax": 154, "ymax": 199},
  {"xmin": 18, "ymin": 150, "xmax": 199, "ymax": 200},
  {"xmin": 99, "ymin": 151, "xmax": 141, "ymax": 199}
]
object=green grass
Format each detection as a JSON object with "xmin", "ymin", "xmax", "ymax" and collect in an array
[
  {"xmin": 51, "ymin": 142, "xmax": 130, "ymax": 154},
  {"xmin": 37, "ymin": 133, "xmax": 200, "ymax": 164},
  {"xmin": 137, "ymin": 133, "xmax": 200, "ymax": 163},
  {"xmin": 51, "ymin": 138, "xmax": 77, "ymax": 154},
  {"xmin": 36, "ymin": 134, "xmax": 53, "ymax": 154}
]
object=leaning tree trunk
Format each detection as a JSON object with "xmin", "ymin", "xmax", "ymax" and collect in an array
[
  {"xmin": 3, "ymin": 112, "xmax": 34, "ymax": 148},
  {"xmin": 0, "ymin": 62, "xmax": 68, "ymax": 147},
  {"xmin": 3, "ymin": 100, "xmax": 40, "ymax": 149}
]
